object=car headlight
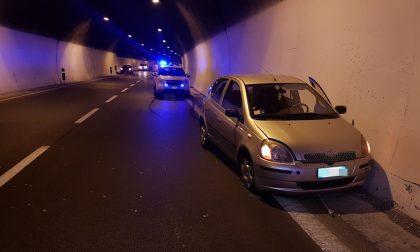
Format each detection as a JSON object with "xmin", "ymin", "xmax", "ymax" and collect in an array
[
  {"xmin": 261, "ymin": 140, "xmax": 294, "ymax": 163},
  {"xmin": 361, "ymin": 135, "xmax": 371, "ymax": 157}
]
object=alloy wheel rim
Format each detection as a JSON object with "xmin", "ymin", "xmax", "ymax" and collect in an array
[
  {"xmin": 241, "ymin": 159, "xmax": 253, "ymax": 188},
  {"xmin": 200, "ymin": 125, "xmax": 207, "ymax": 145}
]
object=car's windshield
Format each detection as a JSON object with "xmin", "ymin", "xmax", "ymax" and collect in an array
[
  {"xmin": 158, "ymin": 67, "xmax": 186, "ymax": 77},
  {"xmin": 245, "ymin": 83, "xmax": 338, "ymax": 120}
]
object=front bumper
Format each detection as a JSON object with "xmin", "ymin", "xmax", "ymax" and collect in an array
[
  {"xmin": 156, "ymin": 83, "xmax": 190, "ymax": 94},
  {"xmin": 253, "ymin": 155, "xmax": 371, "ymax": 193}
]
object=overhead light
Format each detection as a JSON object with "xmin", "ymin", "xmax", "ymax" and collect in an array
[
  {"xmin": 103, "ymin": 17, "xmax": 110, "ymax": 21},
  {"xmin": 162, "ymin": 40, "xmax": 166, "ymax": 43},
  {"xmin": 171, "ymin": 50, "xmax": 173, "ymax": 52},
  {"xmin": 152, "ymin": 0, "xmax": 160, "ymax": 3},
  {"xmin": 167, "ymin": 46, "xmax": 170, "ymax": 49},
  {"xmin": 141, "ymin": 43, "xmax": 145, "ymax": 46},
  {"xmin": 128, "ymin": 34, "xmax": 132, "ymax": 38},
  {"xmin": 157, "ymin": 28, "xmax": 163, "ymax": 32},
  {"xmin": 150, "ymin": 48, "xmax": 154, "ymax": 51}
]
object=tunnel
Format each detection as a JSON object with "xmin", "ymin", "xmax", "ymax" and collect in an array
[{"xmin": 0, "ymin": 0, "xmax": 419, "ymax": 250}]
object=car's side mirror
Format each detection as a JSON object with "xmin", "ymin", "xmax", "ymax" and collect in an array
[
  {"xmin": 335, "ymin": 105, "xmax": 347, "ymax": 114},
  {"xmin": 225, "ymin": 108, "xmax": 242, "ymax": 119}
]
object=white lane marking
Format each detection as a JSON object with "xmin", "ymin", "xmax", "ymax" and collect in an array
[
  {"xmin": 105, "ymin": 95, "xmax": 118, "ymax": 103},
  {"xmin": 121, "ymin": 88, "xmax": 129, "ymax": 93},
  {"xmin": 75, "ymin": 108, "xmax": 100, "ymax": 124},
  {"xmin": 130, "ymin": 84, "xmax": 135, "ymax": 87},
  {"xmin": 136, "ymin": 80, "xmax": 141, "ymax": 84},
  {"xmin": 274, "ymin": 196, "xmax": 350, "ymax": 252},
  {"xmin": 0, "ymin": 146, "xmax": 50, "ymax": 188}
]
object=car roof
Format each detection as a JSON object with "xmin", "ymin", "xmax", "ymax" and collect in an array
[{"xmin": 222, "ymin": 74, "xmax": 306, "ymax": 85}]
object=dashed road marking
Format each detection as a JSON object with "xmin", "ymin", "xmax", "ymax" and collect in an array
[
  {"xmin": 105, "ymin": 95, "xmax": 118, "ymax": 103},
  {"xmin": 130, "ymin": 84, "xmax": 135, "ymax": 87},
  {"xmin": 121, "ymin": 88, "xmax": 129, "ymax": 93},
  {"xmin": 136, "ymin": 80, "xmax": 141, "ymax": 84},
  {"xmin": 75, "ymin": 108, "xmax": 100, "ymax": 124},
  {"xmin": 0, "ymin": 146, "xmax": 50, "ymax": 188}
]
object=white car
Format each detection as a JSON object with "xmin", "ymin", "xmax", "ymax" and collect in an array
[{"xmin": 153, "ymin": 66, "xmax": 190, "ymax": 98}]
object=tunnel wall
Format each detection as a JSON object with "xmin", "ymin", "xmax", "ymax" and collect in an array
[
  {"xmin": 184, "ymin": 0, "xmax": 420, "ymax": 220},
  {"xmin": 0, "ymin": 25, "xmax": 137, "ymax": 94}
]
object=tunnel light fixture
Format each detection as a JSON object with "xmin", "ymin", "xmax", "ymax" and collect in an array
[
  {"xmin": 150, "ymin": 48, "xmax": 154, "ymax": 51},
  {"xmin": 157, "ymin": 28, "xmax": 163, "ymax": 32},
  {"xmin": 152, "ymin": 0, "xmax": 160, "ymax": 4},
  {"xmin": 162, "ymin": 39, "xmax": 166, "ymax": 43},
  {"xmin": 141, "ymin": 43, "xmax": 145, "ymax": 46},
  {"xmin": 103, "ymin": 17, "xmax": 110, "ymax": 21},
  {"xmin": 167, "ymin": 46, "xmax": 170, "ymax": 49},
  {"xmin": 128, "ymin": 34, "xmax": 132, "ymax": 38}
]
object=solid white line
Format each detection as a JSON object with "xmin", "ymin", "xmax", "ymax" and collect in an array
[
  {"xmin": 274, "ymin": 196, "xmax": 350, "ymax": 251},
  {"xmin": 0, "ymin": 146, "xmax": 50, "ymax": 188},
  {"xmin": 75, "ymin": 108, "xmax": 100, "ymax": 124},
  {"xmin": 105, "ymin": 95, "xmax": 118, "ymax": 103},
  {"xmin": 121, "ymin": 88, "xmax": 129, "ymax": 93}
]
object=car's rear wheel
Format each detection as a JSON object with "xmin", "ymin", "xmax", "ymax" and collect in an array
[
  {"xmin": 200, "ymin": 122, "xmax": 209, "ymax": 149},
  {"xmin": 240, "ymin": 155, "xmax": 255, "ymax": 190}
]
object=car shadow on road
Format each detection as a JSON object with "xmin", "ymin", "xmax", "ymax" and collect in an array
[{"xmin": 155, "ymin": 94, "xmax": 187, "ymax": 101}]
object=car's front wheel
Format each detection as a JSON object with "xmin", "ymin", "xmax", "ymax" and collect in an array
[
  {"xmin": 239, "ymin": 155, "xmax": 256, "ymax": 190},
  {"xmin": 154, "ymin": 86, "xmax": 161, "ymax": 99},
  {"xmin": 200, "ymin": 121, "xmax": 209, "ymax": 149}
]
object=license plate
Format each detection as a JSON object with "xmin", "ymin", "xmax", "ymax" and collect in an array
[
  {"xmin": 317, "ymin": 166, "xmax": 348, "ymax": 179},
  {"xmin": 171, "ymin": 86, "xmax": 178, "ymax": 89}
]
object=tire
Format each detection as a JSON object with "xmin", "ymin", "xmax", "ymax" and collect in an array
[
  {"xmin": 199, "ymin": 121, "xmax": 209, "ymax": 149},
  {"xmin": 154, "ymin": 87, "xmax": 161, "ymax": 99},
  {"xmin": 239, "ymin": 155, "xmax": 256, "ymax": 191}
]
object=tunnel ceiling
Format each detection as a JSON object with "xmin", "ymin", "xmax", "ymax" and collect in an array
[{"xmin": 0, "ymin": 0, "xmax": 279, "ymax": 60}]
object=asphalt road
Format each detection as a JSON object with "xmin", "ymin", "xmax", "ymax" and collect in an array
[{"xmin": 0, "ymin": 73, "xmax": 320, "ymax": 251}]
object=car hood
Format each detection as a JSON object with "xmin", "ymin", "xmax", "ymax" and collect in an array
[
  {"xmin": 253, "ymin": 118, "xmax": 362, "ymax": 160},
  {"xmin": 158, "ymin": 75, "xmax": 188, "ymax": 81}
]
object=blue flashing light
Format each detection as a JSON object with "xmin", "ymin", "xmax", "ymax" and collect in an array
[
  {"xmin": 159, "ymin": 60, "xmax": 168, "ymax": 67},
  {"xmin": 181, "ymin": 84, "xmax": 185, "ymax": 88}
]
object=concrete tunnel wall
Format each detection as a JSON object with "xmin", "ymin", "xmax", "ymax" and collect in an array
[
  {"xmin": 183, "ymin": 0, "xmax": 420, "ymax": 220},
  {"xmin": 0, "ymin": 25, "xmax": 139, "ymax": 94}
]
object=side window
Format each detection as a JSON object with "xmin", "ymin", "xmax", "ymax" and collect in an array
[
  {"xmin": 211, "ymin": 79, "xmax": 228, "ymax": 103},
  {"xmin": 222, "ymin": 81, "xmax": 242, "ymax": 113}
]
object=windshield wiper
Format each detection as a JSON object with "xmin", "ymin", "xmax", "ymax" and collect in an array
[{"xmin": 279, "ymin": 113, "xmax": 338, "ymax": 120}]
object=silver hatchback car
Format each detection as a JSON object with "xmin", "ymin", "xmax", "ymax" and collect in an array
[{"xmin": 199, "ymin": 75, "xmax": 371, "ymax": 193}]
